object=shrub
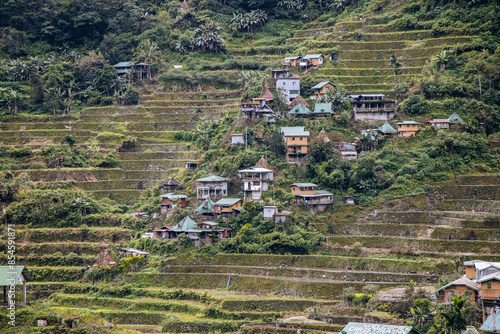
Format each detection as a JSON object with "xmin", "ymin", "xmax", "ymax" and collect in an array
[{"xmin": 10, "ymin": 146, "xmax": 32, "ymax": 158}]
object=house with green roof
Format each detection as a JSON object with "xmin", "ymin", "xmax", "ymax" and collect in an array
[
  {"xmin": 290, "ymin": 183, "xmax": 333, "ymax": 209},
  {"xmin": 194, "ymin": 176, "xmax": 228, "ymax": 199},
  {"xmin": 340, "ymin": 322, "xmax": 422, "ymax": 334},
  {"xmin": 0, "ymin": 266, "xmax": 31, "ymax": 305},
  {"xmin": 281, "ymin": 127, "xmax": 310, "ymax": 163},
  {"xmin": 195, "ymin": 197, "xmax": 216, "ymax": 216},
  {"xmin": 288, "ymin": 102, "xmax": 311, "ymax": 118},
  {"xmin": 377, "ymin": 122, "xmax": 397, "ymax": 136},
  {"xmin": 311, "ymin": 81, "xmax": 336, "ymax": 99},
  {"xmin": 313, "ymin": 102, "xmax": 334, "ymax": 119},
  {"xmin": 214, "ymin": 198, "xmax": 243, "ymax": 217},
  {"xmin": 395, "ymin": 121, "xmax": 422, "ymax": 137},
  {"xmin": 448, "ymin": 112, "xmax": 464, "ymax": 124},
  {"xmin": 300, "ymin": 54, "xmax": 324, "ymax": 67},
  {"xmin": 159, "ymin": 193, "xmax": 187, "ymax": 214}
]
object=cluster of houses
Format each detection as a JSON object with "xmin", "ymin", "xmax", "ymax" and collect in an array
[{"xmin": 436, "ymin": 260, "xmax": 500, "ymax": 332}]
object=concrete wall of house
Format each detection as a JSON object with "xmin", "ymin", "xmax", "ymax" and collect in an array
[
  {"xmin": 231, "ymin": 136, "xmax": 244, "ymax": 145},
  {"xmin": 398, "ymin": 124, "xmax": 420, "ymax": 137},
  {"xmin": 354, "ymin": 111, "xmax": 395, "ymax": 124},
  {"xmin": 441, "ymin": 286, "xmax": 478, "ymax": 302},
  {"xmin": 481, "ymin": 281, "xmax": 500, "ymax": 299}
]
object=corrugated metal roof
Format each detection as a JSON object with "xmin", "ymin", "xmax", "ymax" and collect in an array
[
  {"xmin": 478, "ymin": 271, "xmax": 500, "ymax": 283},
  {"xmin": 195, "ymin": 197, "xmax": 216, "ymax": 214},
  {"xmin": 159, "ymin": 193, "xmax": 187, "ymax": 199},
  {"xmin": 302, "ymin": 54, "xmax": 323, "ymax": 59},
  {"xmin": 396, "ymin": 121, "xmax": 421, "ymax": 125},
  {"xmin": 238, "ymin": 167, "xmax": 273, "ymax": 173},
  {"xmin": 481, "ymin": 307, "xmax": 500, "ymax": 332},
  {"xmin": 448, "ymin": 112, "xmax": 464, "ymax": 123},
  {"xmin": 284, "ymin": 56, "xmax": 301, "ymax": 60},
  {"xmin": 0, "ymin": 266, "xmax": 30, "ymax": 286},
  {"xmin": 290, "ymin": 183, "xmax": 317, "ymax": 187},
  {"xmin": 215, "ymin": 198, "xmax": 242, "ymax": 206},
  {"xmin": 436, "ymin": 277, "xmax": 480, "ymax": 292},
  {"xmin": 378, "ymin": 122, "xmax": 397, "ymax": 134},
  {"xmin": 315, "ymin": 190, "xmax": 332, "ymax": 195},
  {"xmin": 170, "ymin": 216, "xmax": 198, "ymax": 232},
  {"xmin": 313, "ymin": 103, "xmax": 333, "ymax": 114},
  {"xmin": 195, "ymin": 176, "xmax": 227, "ymax": 182},
  {"xmin": 113, "ymin": 62, "xmax": 132, "ymax": 67},
  {"xmin": 341, "ymin": 322, "xmax": 421, "ymax": 334},
  {"xmin": 311, "ymin": 81, "xmax": 336, "ymax": 90}
]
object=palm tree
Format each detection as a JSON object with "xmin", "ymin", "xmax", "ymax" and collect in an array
[
  {"xmin": 6, "ymin": 89, "xmax": 22, "ymax": 113},
  {"xmin": 440, "ymin": 297, "xmax": 467, "ymax": 334},
  {"xmin": 134, "ymin": 39, "xmax": 162, "ymax": 80},
  {"xmin": 433, "ymin": 50, "xmax": 451, "ymax": 71}
]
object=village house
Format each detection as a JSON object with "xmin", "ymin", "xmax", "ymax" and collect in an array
[
  {"xmin": 311, "ymin": 82, "xmax": 336, "ymax": 99},
  {"xmin": 113, "ymin": 61, "xmax": 149, "ymax": 81},
  {"xmin": 238, "ymin": 166, "xmax": 274, "ymax": 200},
  {"xmin": 340, "ymin": 142, "xmax": 358, "ymax": 160},
  {"xmin": 240, "ymin": 98, "xmax": 274, "ymax": 119},
  {"xmin": 299, "ymin": 54, "xmax": 324, "ymax": 69},
  {"xmin": 475, "ymin": 262, "xmax": 500, "ymax": 281},
  {"xmin": 344, "ymin": 196, "xmax": 358, "ymax": 205},
  {"xmin": 449, "ymin": 112, "xmax": 465, "ymax": 124},
  {"xmin": 281, "ymin": 127, "xmax": 310, "ymax": 163},
  {"xmin": 263, "ymin": 89, "xmax": 274, "ymax": 102},
  {"xmin": 479, "ymin": 272, "xmax": 500, "ymax": 323},
  {"xmin": 288, "ymin": 95, "xmax": 311, "ymax": 110},
  {"xmin": 288, "ymin": 102, "xmax": 311, "ymax": 118},
  {"xmin": 340, "ymin": 322, "xmax": 423, "ymax": 334},
  {"xmin": 313, "ymin": 102, "xmax": 334, "ymax": 119},
  {"xmin": 396, "ymin": 121, "xmax": 422, "ymax": 137},
  {"xmin": 282, "ymin": 56, "xmax": 301, "ymax": 67},
  {"xmin": 0, "ymin": 266, "xmax": 31, "ymax": 306},
  {"xmin": 168, "ymin": 216, "xmax": 197, "ymax": 239},
  {"xmin": 194, "ymin": 197, "xmax": 216, "ymax": 218},
  {"xmin": 160, "ymin": 178, "xmax": 182, "ymax": 193},
  {"xmin": 164, "ymin": 216, "xmax": 231, "ymax": 246},
  {"xmin": 271, "ymin": 69, "xmax": 290, "ymax": 79},
  {"xmin": 263, "ymin": 206, "xmax": 291, "ymax": 224},
  {"xmin": 290, "ymin": 183, "xmax": 333, "ymax": 212},
  {"xmin": 159, "ymin": 193, "xmax": 187, "ymax": 214},
  {"xmin": 427, "ymin": 118, "xmax": 451, "ymax": 129},
  {"xmin": 231, "ymin": 134, "xmax": 244, "ymax": 145},
  {"xmin": 350, "ymin": 94, "xmax": 396, "ymax": 124},
  {"xmin": 436, "ymin": 277, "xmax": 480, "ymax": 303},
  {"xmin": 464, "ymin": 259, "xmax": 486, "ymax": 278},
  {"xmin": 194, "ymin": 176, "xmax": 228, "ymax": 199},
  {"xmin": 214, "ymin": 198, "xmax": 243, "ymax": 218},
  {"xmin": 152, "ymin": 226, "xmax": 172, "ymax": 239},
  {"xmin": 276, "ymin": 76, "xmax": 300, "ymax": 103},
  {"xmin": 377, "ymin": 122, "xmax": 398, "ymax": 137}
]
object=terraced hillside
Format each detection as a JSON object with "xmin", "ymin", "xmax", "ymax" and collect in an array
[
  {"xmin": 227, "ymin": 10, "xmax": 478, "ymax": 99},
  {"xmin": 0, "ymin": 90, "xmax": 240, "ymax": 204}
]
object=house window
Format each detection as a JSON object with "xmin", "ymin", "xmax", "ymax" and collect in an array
[
  {"xmin": 292, "ymin": 137, "xmax": 295, "ymax": 140},
  {"xmin": 450, "ymin": 291, "xmax": 455, "ymax": 296},
  {"xmin": 293, "ymin": 82, "xmax": 296, "ymax": 86},
  {"xmin": 488, "ymin": 283, "xmax": 492, "ymax": 289},
  {"xmin": 300, "ymin": 137, "xmax": 303, "ymax": 140},
  {"xmin": 283, "ymin": 82, "xmax": 286, "ymax": 86}
]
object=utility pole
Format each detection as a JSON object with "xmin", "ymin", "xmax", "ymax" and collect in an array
[{"xmin": 245, "ymin": 127, "xmax": 248, "ymax": 151}]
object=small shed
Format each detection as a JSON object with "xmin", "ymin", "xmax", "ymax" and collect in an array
[
  {"xmin": 0, "ymin": 266, "xmax": 31, "ymax": 306},
  {"xmin": 282, "ymin": 56, "xmax": 301, "ymax": 67},
  {"xmin": 300, "ymin": 54, "xmax": 324, "ymax": 67},
  {"xmin": 344, "ymin": 196, "xmax": 358, "ymax": 205},
  {"xmin": 271, "ymin": 69, "xmax": 290, "ymax": 79},
  {"xmin": 185, "ymin": 162, "xmax": 199, "ymax": 170},
  {"xmin": 160, "ymin": 178, "xmax": 183, "ymax": 192},
  {"xmin": 263, "ymin": 206, "xmax": 278, "ymax": 219},
  {"xmin": 231, "ymin": 134, "xmax": 244, "ymax": 145}
]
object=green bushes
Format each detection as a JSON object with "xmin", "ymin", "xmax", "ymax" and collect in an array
[
  {"xmin": 162, "ymin": 320, "xmax": 245, "ymax": 333},
  {"xmin": 128, "ymin": 238, "xmax": 179, "ymax": 256},
  {"xmin": 9, "ymin": 146, "xmax": 32, "ymax": 158}
]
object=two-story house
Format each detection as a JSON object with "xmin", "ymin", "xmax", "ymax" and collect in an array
[
  {"xmin": 290, "ymin": 183, "xmax": 333, "ymax": 207},
  {"xmin": 396, "ymin": 121, "xmax": 422, "ymax": 137},
  {"xmin": 281, "ymin": 127, "xmax": 310, "ymax": 163},
  {"xmin": 238, "ymin": 166, "xmax": 274, "ymax": 200},
  {"xmin": 350, "ymin": 94, "xmax": 396, "ymax": 124},
  {"xmin": 214, "ymin": 198, "xmax": 243, "ymax": 218},
  {"xmin": 159, "ymin": 193, "xmax": 187, "ymax": 214},
  {"xmin": 276, "ymin": 77, "xmax": 300, "ymax": 103},
  {"xmin": 194, "ymin": 176, "xmax": 228, "ymax": 199},
  {"xmin": 311, "ymin": 81, "xmax": 336, "ymax": 99}
]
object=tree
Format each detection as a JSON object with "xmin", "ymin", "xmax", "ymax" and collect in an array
[
  {"xmin": 94, "ymin": 64, "xmax": 120, "ymax": 96},
  {"xmin": 238, "ymin": 70, "xmax": 264, "ymax": 92},
  {"xmin": 191, "ymin": 21, "xmax": 225, "ymax": 53},
  {"xmin": 6, "ymin": 89, "xmax": 22, "ymax": 113},
  {"xmin": 265, "ymin": 127, "xmax": 285, "ymax": 157},
  {"xmin": 439, "ymin": 297, "xmax": 467, "ymax": 334},
  {"xmin": 134, "ymin": 39, "xmax": 162, "ymax": 80},
  {"xmin": 464, "ymin": 51, "xmax": 489, "ymax": 99},
  {"xmin": 433, "ymin": 50, "xmax": 451, "ymax": 71}
]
